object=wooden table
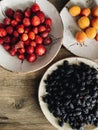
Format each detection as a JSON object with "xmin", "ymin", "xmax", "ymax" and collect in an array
[{"xmin": 0, "ymin": 0, "xmax": 73, "ymax": 130}]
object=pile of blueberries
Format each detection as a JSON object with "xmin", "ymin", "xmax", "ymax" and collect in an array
[{"xmin": 43, "ymin": 60, "xmax": 98, "ymax": 130}]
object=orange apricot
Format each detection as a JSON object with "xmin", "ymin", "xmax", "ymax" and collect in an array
[
  {"xmin": 85, "ymin": 27, "xmax": 96, "ymax": 39},
  {"xmin": 91, "ymin": 17, "xmax": 98, "ymax": 30},
  {"xmin": 81, "ymin": 8, "xmax": 91, "ymax": 16},
  {"xmin": 78, "ymin": 16, "xmax": 90, "ymax": 29},
  {"xmin": 75, "ymin": 31, "xmax": 87, "ymax": 42},
  {"xmin": 69, "ymin": 5, "xmax": 81, "ymax": 16},
  {"xmin": 92, "ymin": 6, "xmax": 98, "ymax": 17}
]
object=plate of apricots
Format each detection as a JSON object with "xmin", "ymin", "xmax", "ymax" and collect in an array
[{"xmin": 60, "ymin": 0, "xmax": 98, "ymax": 60}]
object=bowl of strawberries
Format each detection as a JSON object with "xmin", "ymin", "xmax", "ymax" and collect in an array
[{"xmin": 0, "ymin": 0, "xmax": 63, "ymax": 72}]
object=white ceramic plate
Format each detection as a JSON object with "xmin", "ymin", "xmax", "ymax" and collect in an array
[
  {"xmin": 0, "ymin": 0, "xmax": 63, "ymax": 72},
  {"xmin": 60, "ymin": 0, "xmax": 98, "ymax": 60},
  {"xmin": 39, "ymin": 57, "xmax": 98, "ymax": 130}
]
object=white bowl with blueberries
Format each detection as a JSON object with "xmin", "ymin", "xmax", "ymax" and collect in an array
[{"xmin": 39, "ymin": 57, "xmax": 98, "ymax": 130}]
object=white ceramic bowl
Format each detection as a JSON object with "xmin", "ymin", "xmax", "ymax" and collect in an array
[
  {"xmin": 39, "ymin": 57, "xmax": 98, "ymax": 130},
  {"xmin": 0, "ymin": 0, "xmax": 63, "ymax": 72},
  {"xmin": 60, "ymin": 0, "xmax": 98, "ymax": 60}
]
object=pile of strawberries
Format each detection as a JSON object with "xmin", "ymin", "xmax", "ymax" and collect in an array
[{"xmin": 0, "ymin": 3, "xmax": 52, "ymax": 62}]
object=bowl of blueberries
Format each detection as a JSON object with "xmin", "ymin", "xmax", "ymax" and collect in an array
[{"xmin": 39, "ymin": 57, "xmax": 98, "ymax": 130}]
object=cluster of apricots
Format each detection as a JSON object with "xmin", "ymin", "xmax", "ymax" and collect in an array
[{"xmin": 69, "ymin": 5, "xmax": 98, "ymax": 43}]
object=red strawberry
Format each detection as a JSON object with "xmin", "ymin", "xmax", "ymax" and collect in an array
[
  {"xmin": 0, "ymin": 28, "xmax": 7, "ymax": 37},
  {"xmin": 31, "ymin": 3, "xmax": 40, "ymax": 13},
  {"xmin": 21, "ymin": 33, "xmax": 28, "ymax": 41},
  {"xmin": 24, "ymin": 39, "xmax": 31, "ymax": 46},
  {"xmin": 18, "ymin": 48, "xmax": 25, "ymax": 54},
  {"xmin": 14, "ymin": 11, "xmax": 24, "ymax": 22},
  {"xmin": 30, "ymin": 41, "xmax": 36, "ymax": 47},
  {"xmin": 27, "ymin": 53, "xmax": 37, "ymax": 62},
  {"xmin": 26, "ymin": 46, "xmax": 34, "ymax": 54},
  {"xmin": 17, "ymin": 25, "xmax": 24, "ymax": 34},
  {"xmin": 3, "ymin": 18, "xmax": 11, "ymax": 25},
  {"xmin": 13, "ymin": 31, "xmax": 19, "ymax": 37},
  {"xmin": 32, "ymin": 27, "xmax": 38, "ymax": 34},
  {"xmin": 24, "ymin": 27, "xmax": 31, "ymax": 33},
  {"xmin": 11, "ymin": 20, "xmax": 18, "ymax": 27},
  {"xmin": 38, "ymin": 25, "xmax": 46, "ymax": 33},
  {"xmin": 40, "ymin": 31, "xmax": 49, "ymax": 38},
  {"xmin": 6, "ymin": 26, "xmax": 13, "ymax": 34},
  {"xmin": 9, "ymin": 48, "xmax": 17, "ymax": 56},
  {"xmin": 31, "ymin": 16, "xmax": 41, "ymax": 26},
  {"xmin": 15, "ymin": 41, "xmax": 24, "ymax": 49},
  {"xmin": 46, "ymin": 25, "xmax": 51, "ymax": 32},
  {"xmin": 28, "ymin": 31, "xmax": 35, "ymax": 40},
  {"xmin": 35, "ymin": 45, "xmax": 46, "ymax": 56},
  {"xmin": 4, "ymin": 36, "xmax": 11, "ymax": 43},
  {"xmin": 36, "ymin": 11, "xmax": 45, "ymax": 23},
  {"xmin": 23, "ymin": 18, "xmax": 31, "ymax": 27},
  {"xmin": 18, "ymin": 54, "xmax": 25, "ymax": 60},
  {"xmin": 35, "ymin": 35, "xmax": 43, "ymax": 44},
  {"xmin": 24, "ymin": 7, "xmax": 31, "ymax": 17},
  {"xmin": 44, "ymin": 37, "xmax": 52, "ymax": 45},
  {"xmin": 45, "ymin": 18, "xmax": 52, "ymax": 26},
  {"xmin": 5, "ymin": 8, "xmax": 14, "ymax": 18},
  {"xmin": 3, "ymin": 43, "xmax": 10, "ymax": 51}
]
